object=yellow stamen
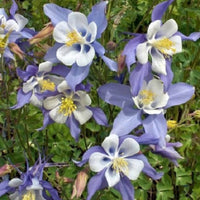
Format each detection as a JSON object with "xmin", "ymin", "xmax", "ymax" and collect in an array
[
  {"xmin": 139, "ymin": 89, "xmax": 155, "ymax": 105},
  {"xmin": 112, "ymin": 157, "xmax": 129, "ymax": 175},
  {"xmin": 22, "ymin": 191, "xmax": 35, "ymax": 200},
  {"xmin": 66, "ymin": 31, "xmax": 84, "ymax": 46},
  {"xmin": 0, "ymin": 34, "xmax": 8, "ymax": 51},
  {"xmin": 59, "ymin": 97, "xmax": 77, "ymax": 116},
  {"xmin": 38, "ymin": 79, "xmax": 55, "ymax": 92},
  {"xmin": 152, "ymin": 37, "xmax": 176, "ymax": 55},
  {"xmin": 167, "ymin": 120, "xmax": 177, "ymax": 129}
]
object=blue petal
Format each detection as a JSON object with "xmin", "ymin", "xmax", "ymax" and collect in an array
[
  {"xmin": 133, "ymin": 154, "xmax": 164, "ymax": 180},
  {"xmin": 65, "ymin": 64, "xmax": 90, "ymax": 91},
  {"xmin": 10, "ymin": 89, "xmax": 32, "ymax": 109},
  {"xmin": 89, "ymin": 107, "xmax": 108, "ymax": 126},
  {"xmin": 101, "ymin": 55, "xmax": 118, "ymax": 72},
  {"xmin": 151, "ymin": 0, "xmax": 175, "ymax": 21},
  {"xmin": 75, "ymin": 146, "xmax": 105, "ymax": 167},
  {"xmin": 17, "ymin": 65, "xmax": 38, "ymax": 81},
  {"xmin": 129, "ymin": 62, "xmax": 152, "ymax": 96},
  {"xmin": 166, "ymin": 83, "xmax": 195, "ymax": 108},
  {"xmin": 176, "ymin": 31, "xmax": 200, "ymax": 41},
  {"xmin": 43, "ymin": 3, "xmax": 71, "ymax": 26},
  {"xmin": 143, "ymin": 114, "xmax": 167, "ymax": 148},
  {"xmin": 93, "ymin": 41, "xmax": 105, "ymax": 56},
  {"xmin": 44, "ymin": 43, "xmax": 62, "ymax": 63},
  {"xmin": 0, "ymin": 180, "xmax": 13, "ymax": 196},
  {"xmin": 122, "ymin": 34, "xmax": 146, "ymax": 71},
  {"xmin": 86, "ymin": 169, "xmax": 108, "ymax": 200},
  {"xmin": 41, "ymin": 180, "xmax": 61, "ymax": 200},
  {"xmin": 10, "ymin": 0, "xmax": 18, "ymax": 17},
  {"xmin": 98, "ymin": 83, "xmax": 133, "ymax": 108},
  {"xmin": 37, "ymin": 110, "xmax": 54, "ymax": 131},
  {"xmin": 114, "ymin": 176, "xmax": 134, "ymax": 200},
  {"xmin": 66, "ymin": 115, "xmax": 80, "ymax": 141},
  {"xmin": 110, "ymin": 108, "xmax": 142, "ymax": 136},
  {"xmin": 51, "ymin": 64, "xmax": 70, "ymax": 77},
  {"xmin": 159, "ymin": 59, "xmax": 173, "ymax": 92},
  {"xmin": 87, "ymin": 1, "xmax": 108, "ymax": 39}
]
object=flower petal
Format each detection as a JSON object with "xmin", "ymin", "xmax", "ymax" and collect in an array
[
  {"xmin": 75, "ymin": 91, "xmax": 91, "ymax": 106},
  {"xmin": 43, "ymin": 95, "xmax": 61, "ymax": 110},
  {"xmin": 89, "ymin": 152, "xmax": 111, "ymax": 172},
  {"xmin": 102, "ymin": 134, "xmax": 119, "ymax": 157},
  {"xmin": 126, "ymin": 159, "xmax": 144, "ymax": 180},
  {"xmin": 147, "ymin": 20, "xmax": 161, "ymax": 40},
  {"xmin": 38, "ymin": 61, "xmax": 53, "ymax": 73},
  {"xmin": 136, "ymin": 42, "xmax": 149, "ymax": 64},
  {"xmin": 49, "ymin": 106, "xmax": 67, "ymax": 124},
  {"xmin": 157, "ymin": 19, "xmax": 178, "ymax": 38},
  {"xmin": 105, "ymin": 166, "xmax": 120, "ymax": 187},
  {"xmin": 8, "ymin": 178, "xmax": 23, "ymax": 187},
  {"xmin": 118, "ymin": 138, "xmax": 140, "ymax": 157},
  {"xmin": 14, "ymin": 13, "xmax": 28, "ymax": 31},
  {"xmin": 73, "ymin": 107, "xmax": 92, "ymax": 125}
]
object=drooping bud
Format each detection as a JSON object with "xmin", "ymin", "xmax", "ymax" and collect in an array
[
  {"xmin": 117, "ymin": 53, "xmax": 126, "ymax": 74},
  {"xmin": 0, "ymin": 164, "xmax": 13, "ymax": 177},
  {"xmin": 106, "ymin": 41, "xmax": 117, "ymax": 51},
  {"xmin": 29, "ymin": 23, "xmax": 54, "ymax": 44},
  {"xmin": 71, "ymin": 168, "xmax": 89, "ymax": 199},
  {"xmin": 9, "ymin": 43, "xmax": 24, "ymax": 59}
]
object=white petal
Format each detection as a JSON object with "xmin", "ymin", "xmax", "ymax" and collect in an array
[
  {"xmin": 57, "ymin": 45, "xmax": 79, "ymax": 66},
  {"xmin": 38, "ymin": 61, "xmax": 53, "ymax": 73},
  {"xmin": 30, "ymin": 93, "xmax": 42, "ymax": 108},
  {"xmin": 143, "ymin": 107, "xmax": 164, "ymax": 115},
  {"xmin": 105, "ymin": 166, "xmax": 120, "ymax": 187},
  {"xmin": 157, "ymin": 19, "xmax": 178, "ymax": 38},
  {"xmin": 126, "ymin": 159, "xmax": 144, "ymax": 180},
  {"xmin": 68, "ymin": 12, "xmax": 88, "ymax": 31},
  {"xmin": 102, "ymin": 134, "xmax": 119, "ymax": 157},
  {"xmin": 151, "ymin": 48, "xmax": 166, "ymax": 75},
  {"xmin": 153, "ymin": 93, "xmax": 169, "ymax": 108},
  {"xmin": 53, "ymin": 21, "xmax": 71, "ymax": 43},
  {"xmin": 73, "ymin": 107, "xmax": 92, "ymax": 125},
  {"xmin": 57, "ymin": 80, "xmax": 70, "ymax": 93},
  {"xmin": 22, "ymin": 77, "xmax": 38, "ymax": 93},
  {"xmin": 46, "ymin": 75, "xmax": 64, "ymax": 86},
  {"xmin": 147, "ymin": 20, "xmax": 161, "ymax": 40},
  {"xmin": 136, "ymin": 42, "xmax": 149, "ymax": 64},
  {"xmin": 118, "ymin": 138, "xmax": 140, "ymax": 157},
  {"xmin": 86, "ymin": 21, "xmax": 97, "ymax": 43},
  {"xmin": 5, "ymin": 19, "xmax": 18, "ymax": 31},
  {"xmin": 8, "ymin": 178, "xmax": 23, "ymax": 188},
  {"xmin": 147, "ymin": 79, "xmax": 164, "ymax": 95},
  {"xmin": 75, "ymin": 91, "xmax": 91, "ymax": 106},
  {"xmin": 170, "ymin": 35, "xmax": 182, "ymax": 54},
  {"xmin": 9, "ymin": 191, "xmax": 19, "ymax": 200},
  {"xmin": 14, "ymin": 14, "xmax": 28, "ymax": 31},
  {"xmin": 76, "ymin": 45, "xmax": 95, "ymax": 66},
  {"xmin": 89, "ymin": 152, "xmax": 111, "ymax": 172},
  {"xmin": 49, "ymin": 106, "xmax": 67, "ymax": 124},
  {"xmin": 26, "ymin": 178, "xmax": 43, "ymax": 190},
  {"xmin": 43, "ymin": 95, "xmax": 61, "ymax": 110}
]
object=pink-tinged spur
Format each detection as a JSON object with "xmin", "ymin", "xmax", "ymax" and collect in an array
[{"xmin": 75, "ymin": 134, "xmax": 163, "ymax": 200}]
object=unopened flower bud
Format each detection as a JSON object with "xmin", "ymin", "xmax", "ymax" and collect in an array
[
  {"xmin": 117, "ymin": 53, "xmax": 126, "ymax": 74},
  {"xmin": 106, "ymin": 41, "xmax": 117, "ymax": 51},
  {"xmin": 71, "ymin": 169, "xmax": 88, "ymax": 199},
  {"xmin": 167, "ymin": 120, "xmax": 177, "ymax": 129},
  {"xmin": 8, "ymin": 43, "xmax": 24, "ymax": 59},
  {"xmin": 29, "ymin": 23, "xmax": 54, "ymax": 44},
  {"xmin": 193, "ymin": 110, "xmax": 200, "ymax": 119},
  {"xmin": 0, "ymin": 164, "xmax": 13, "ymax": 177}
]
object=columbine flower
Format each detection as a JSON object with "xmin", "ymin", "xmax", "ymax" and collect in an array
[
  {"xmin": 11, "ymin": 61, "xmax": 68, "ymax": 109},
  {"xmin": 41, "ymin": 80, "xmax": 108, "ymax": 141},
  {"xmin": 122, "ymin": 0, "xmax": 200, "ymax": 74},
  {"xmin": 98, "ymin": 75, "xmax": 194, "ymax": 148},
  {"xmin": 0, "ymin": 0, "xmax": 32, "ymax": 59},
  {"xmin": 43, "ymin": 1, "xmax": 117, "ymax": 90},
  {"xmin": 76, "ymin": 134, "xmax": 163, "ymax": 200},
  {"xmin": 0, "ymin": 156, "xmax": 61, "ymax": 200},
  {"xmin": 136, "ymin": 19, "xmax": 182, "ymax": 75}
]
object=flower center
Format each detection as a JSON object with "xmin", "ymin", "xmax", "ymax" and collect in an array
[
  {"xmin": 139, "ymin": 89, "xmax": 155, "ymax": 105},
  {"xmin": 152, "ymin": 37, "xmax": 176, "ymax": 55},
  {"xmin": 0, "ymin": 35, "xmax": 8, "ymax": 51},
  {"xmin": 59, "ymin": 97, "xmax": 77, "ymax": 116},
  {"xmin": 38, "ymin": 79, "xmax": 55, "ymax": 92},
  {"xmin": 66, "ymin": 31, "xmax": 84, "ymax": 46},
  {"xmin": 112, "ymin": 157, "xmax": 128, "ymax": 175},
  {"xmin": 22, "ymin": 191, "xmax": 35, "ymax": 200}
]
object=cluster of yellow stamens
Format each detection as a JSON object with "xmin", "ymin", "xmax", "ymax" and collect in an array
[
  {"xmin": 167, "ymin": 120, "xmax": 178, "ymax": 129},
  {"xmin": 59, "ymin": 97, "xmax": 77, "ymax": 116},
  {"xmin": 139, "ymin": 89, "xmax": 155, "ymax": 105},
  {"xmin": 22, "ymin": 191, "xmax": 36, "ymax": 200},
  {"xmin": 0, "ymin": 35, "xmax": 8, "ymax": 52},
  {"xmin": 66, "ymin": 31, "xmax": 84, "ymax": 46},
  {"xmin": 38, "ymin": 79, "xmax": 55, "ymax": 92},
  {"xmin": 112, "ymin": 157, "xmax": 129, "ymax": 175},
  {"xmin": 152, "ymin": 37, "xmax": 176, "ymax": 55}
]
